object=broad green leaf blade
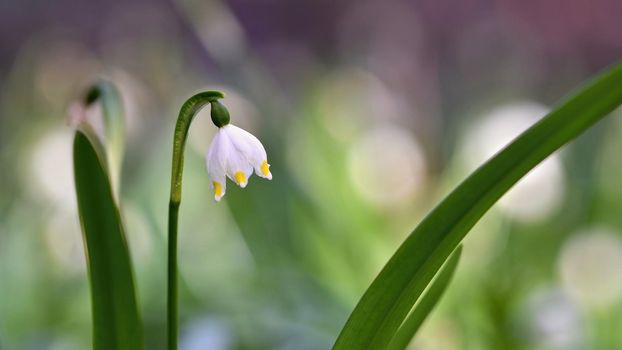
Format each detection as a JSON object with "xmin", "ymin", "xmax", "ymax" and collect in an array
[
  {"xmin": 73, "ymin": 131, "xmax": 143, "ymax": 350},
  {"xmin": 386, "ymin": 246, "xmax": 462, "ymax": 350},
  {"xmin": 333, "ymin": 61, "xmax": 622, "ymax": 350}
]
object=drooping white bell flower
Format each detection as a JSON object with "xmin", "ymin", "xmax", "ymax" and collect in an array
[{"xmin": 205, "ymin": 101, "xmax": 271, "ymax": 201}]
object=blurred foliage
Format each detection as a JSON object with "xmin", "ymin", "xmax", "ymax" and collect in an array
[{"xmin": 1, "ymin": 0, "xmax": 622, "ymax": 349}]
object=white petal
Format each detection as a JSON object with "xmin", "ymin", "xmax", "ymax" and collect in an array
[
  {"xmin": 211, "ymin": 179, "xmax": 226, "ymax": 201},
  {"xmin": 206, "ymin": 130, "xmax": 227, "ymax": 200},
  {"xmin": 225, "ymin": 124, "xmax": 272, "ymax": 180},
  {"xmin": 219, "ymin": 127, "xmax": 253, "ymax": 187}
]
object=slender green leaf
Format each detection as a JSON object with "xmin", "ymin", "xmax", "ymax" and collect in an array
[
  {"xmin": 333, "ymin": 61, "xmax": 622, "ymax": 349},
  {"xmin": 73, "ymin": 131, "xmax": 143, "ymax": 350},
  {"xmin": 386, "ymin": 246, "xmax": 462, "ymax": 350}
]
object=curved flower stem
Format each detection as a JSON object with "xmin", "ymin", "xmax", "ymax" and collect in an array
[
  {"xmin": 84, "ymin": 79, "xmax": 125, "ymax": 198},
  {"xmin": 167, "ymin": 90, "xmax": 224, "ymax": 350}
]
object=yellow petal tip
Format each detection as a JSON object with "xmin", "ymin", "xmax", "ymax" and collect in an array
[
  {"xmin": 234, "ymin": 171, "xmax": 247, "ymax": 187},
  {"xmin": 213, "ymin": 181, "xmax": 224, "ymax": 200},
  {"xmin": 260, "ymin": 160, "xmax": 272, "ymax": 179}
]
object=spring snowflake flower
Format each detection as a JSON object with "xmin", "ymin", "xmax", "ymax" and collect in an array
[{"xmin": 206, "ymin": 101, "xmax": 272, "ymax": 201}]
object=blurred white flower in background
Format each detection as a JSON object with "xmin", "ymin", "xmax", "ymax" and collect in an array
[
  {"xmin": 46, "ymin": 337, "xmax": 84, "ymax": 350},
  {"xmin": 525, "ymin": 288, "xmax": 584, "ymax": 350},
  {"xmin": 181, "ymin": 317, "xmax": 232, "ymax": 350},
  {"xmin": 43, "ymin": 214, "xmax": 85, "ymax": 276},
  {"xmin": 459, "ymin": 101, "xmax": 565, "ymax": 222},
  {"xmin": 28, "ymin": 128, "xmax": 77, "ymax": 213},
  {"xmin": 317, "ymin": 68, "xmax": 410, "ymax": 143},
  {"xmin": 558, "ymin": 227, "xmax": 622, "ymax": 309},
  {"xmin": 348, "ymin": 124, "xmax": 427, "ymax": 207},
  {"xmin": 28, "ymin": 128, "xmax": 91, "ymax": 276}
]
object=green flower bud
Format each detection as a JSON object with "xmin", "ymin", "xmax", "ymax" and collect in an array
[{"xmin": 210, "ymin": 100, "xmax": 230, "ymax": 127}]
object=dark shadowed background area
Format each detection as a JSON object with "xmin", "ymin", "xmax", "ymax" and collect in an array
[{"xmin": 2, "ymin": 0, "xmax": 622, "ymax": 349}]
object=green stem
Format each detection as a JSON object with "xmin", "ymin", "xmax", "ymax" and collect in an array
[
  {"xmin": 167, "ymin": 90, "xmax": 224, "ymax": 350},
  {"xmin": 167, "ymin": 201, "xmax": 180, "ymax": 350}
]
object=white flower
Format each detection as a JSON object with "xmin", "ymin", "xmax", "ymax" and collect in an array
[{"xmin": 206, "ymin": 124, "xmax": 272, "ymax": 201}]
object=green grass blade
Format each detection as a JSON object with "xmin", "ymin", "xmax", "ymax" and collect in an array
[
  {"xmin": 73, "ymin": 131, "xmax": 143, "ymax": 350},
  {"xmin": 386, "ymin": 246, "xmax": 462, "ymax": 350},
  {"xmin": 333, "ymin": 61, "xmax": 622, "ymax": 349}
]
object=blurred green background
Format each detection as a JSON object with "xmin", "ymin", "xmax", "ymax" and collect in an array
[{"xmin": 2, "ymin": 0, "xmax": 622, "ymax": 349}]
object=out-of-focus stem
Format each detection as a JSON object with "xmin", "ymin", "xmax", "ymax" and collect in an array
[{"xmin": 85, "ymin": 80, "xmax": 125, "ymax": 198}]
